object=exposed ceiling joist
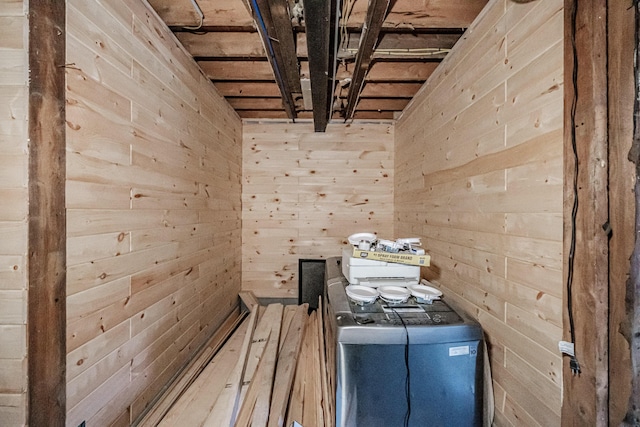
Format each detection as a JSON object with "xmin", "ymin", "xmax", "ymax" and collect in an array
[
  {"xmin": 343, "ymin": 0, "xmax": 487, "ymax": 29},
  {"xmin": 150, "ymin": 0, "xmax": 488, "ymax": 123},
  {"xmin": 245, "ymin": 0, "xmax": 301, "ymax": 118},
  {"xmin": 199, "ymin": 60, "xmax": 274, "ymax": 80},
  {"xmin": 303, "ymin": 0, "xmax": 339, "ymax": 132},
  {"xmin": 344, "ymin": 0, "xmax": 391, "ymax": 120},
  {"xmin": 260, "ymin": 0, "xmax": 302, "ymax": 94}
]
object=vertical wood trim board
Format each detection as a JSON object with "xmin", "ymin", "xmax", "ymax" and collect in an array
[
  {"xmin": 0, "ymin": 1, "xmax": 29, "ymax": 425},
  {"xmin": 395, "ymin": 0, "xmax": 564, "ymax": 424},
  {"xmin": 242, "ymin": 121, "xmax": 394, "ymax": 298},
  {"xmin": 65, "ymin": 0, "xmax": 243, "ymax": 425},
  {"xmin": 28, "ymin": 1, "xmax": 67, "ymax": 426},
  {"xmin": 563, "ymin": 0, "xmax": 612, "ymax": 425},
  {"xmin": 605, "ymin": 1, "xmax": 635, "ymax": 424}
]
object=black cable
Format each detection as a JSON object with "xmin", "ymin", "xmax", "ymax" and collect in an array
[
  {"xmin": 566, "ymin": 0, "xmax": 581, "ymax": 375},
  {"xmin": 390, "ymin": 307, "xmax": 411, "ymax": 426}
]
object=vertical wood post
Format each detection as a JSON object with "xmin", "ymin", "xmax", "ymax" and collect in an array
[
  {"xmin": 607, "ymin": 0, "xmax": 636, "ymax": 424},
  {"xmin": 626, "ymin": 4, "xmax": 640, "ymax": 424},
  {"xmin": 562, "ymin": 0, "xmax": 610, "ymax": 424},
  {"xmin": 28, "ymin": 0, "xmax": 66, "ymax": 425}
]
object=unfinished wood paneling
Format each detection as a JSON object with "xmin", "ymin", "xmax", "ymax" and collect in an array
[
  {"xmin": 395, "ymin": 0, "xmax": 563, "ymax": 424},
  {"xmin": 0, "ymin": 1, "xmax": 28, "ymax": 425},
  {"xmin": 65, "ymin": 0, "xmax": 242, "ymax": 425},
  {"xmin": 242, "ymin": 121, "xmax": 394, "ymax": 297}
]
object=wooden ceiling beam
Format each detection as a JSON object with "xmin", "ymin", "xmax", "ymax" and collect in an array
[
  {"xmin": 297, "ymin": 32, "xmax": 458, "ymax": 59},
  {"xmin": 337, "ymin": 97, "xmax": 410, "ymax": 111},
  {"xmin": 345, "ymin": 0, "xmax": 488, "ymax": 29},
  {"xmin": 348, "ymin": 110, "xmax": 396, "ymax": 120},
  {"xmin": 149, "ymin": 0, "xmax": 254, "ymax": 28},
  {"xmin": 172, "ymin": 25, "xmax": 256, "ymax": 32},
  {"xmin": 199, "ymin": 60, "xmax": 275, "ymax": 80},
  {"xmin": 238, "ymin": 110, "xmax": 289, "ymax": 118},
  {"xmin": 303, "ymin": 0, "xmax": 339, "ymax": 132},
  {"xmin": 148, "ymin": 0, "xmax": 200, "ymax": 27},
  {"xmin": 246, "ymin": 0, "xmax": 301, "ymax": 118},
  {"xmin": 358, "ymin": 82, "xmax": 423, "ymax": 98},
  {"xmin": 227, "ymin": 97, "xmax": 288, "ymax": 110},
  {"xmin": 215, "ymin": 82, "xmax": 282, "ymax": 97},
  {"xmin": 177, "ymin": 32, "xmax": 265, "ymax": 58},
  {"xmin": 237, "ymin": 110, "xmax": 397, "ymax": 120},
  {"xmin": 342, "ymin": 32, "xmax": 460, "ymax": 51},
  {"xmin": 373, "ymin": 27, "xmax": 467, "ymax": 35},
  {"xmin": 255, "ymin": 0, "xmax": 301, "ymax": 93},
  {"xmin": 344, "ymin": 0, "xmax": 391, "ymax": 119},
  {"xmin": 343, "ymin": 61, "xmax": 439, "ymax": 81}
]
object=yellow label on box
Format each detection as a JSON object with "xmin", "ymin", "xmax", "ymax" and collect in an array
[{"xmin": 352, "ymin": 248, "xmax": 430, "ymax": 266}]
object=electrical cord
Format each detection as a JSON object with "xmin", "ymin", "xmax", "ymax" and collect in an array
[
  {"xmin": 183, "ymin": 0, "xmax": 204, "ymax": 30},
  {"xmin": 390, "ymin": 307, "xmax": 411, "ymax": 427},
  {"xmin": 342, "ymin": 47, "xmax": 451, "ymax": 57},
  {"xmin": 566, "ymin": 0, "xmax": 581, "ymax": 376},
  {"xmin": 340, "ymin": 0, "xmax": 357, "ymax": 51}
]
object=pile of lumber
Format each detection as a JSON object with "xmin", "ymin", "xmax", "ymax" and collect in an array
[{"xmin": 137, "ymin": 295, "xmax": 334, "ymax": 427}]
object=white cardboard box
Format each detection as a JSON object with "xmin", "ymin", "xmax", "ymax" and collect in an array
[{"xmin": 341, "ymin": 247, "xmax": 420, "ymax": 286}]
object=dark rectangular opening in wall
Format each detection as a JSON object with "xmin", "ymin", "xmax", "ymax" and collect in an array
[{"xmin": 298, "ymin": 258, "xmax": 326, "ymax": 311}]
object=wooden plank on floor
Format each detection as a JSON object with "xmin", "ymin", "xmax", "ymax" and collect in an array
[
  {"xmin": 237, "ymin": 304, "xmax": 280, "ymax": 411},
  {"xmin": 203, "ymin": 308, "xmax": 259, "ymax": 427},
  {"xmin": 158, "ymin": 319, "xmax": 249, "ymax": 426},
  {"xmin": 239, "ymin": 290, "xmax": 260, "ymax": 312},
  {"xmin": 137, "ymin": 303, "xmax": 336, "ymax": 427},
  {"xmin": 316, "ymin": 299, "xmax": 331, "ymax": 426},
  {"xmin": 233, "ymin": 331, "xmax": 272, "ymax": 427},
  {"xmin": 323, "ymin": 297, "xmax": 336, "ymax": 427},
  {"xmin": 311, "ymin": 311, "xmax": 324, "ymax": 427},
  {"xmin": 302, "ymin": 311, "xmax": 320, "ymax": 426},
  {"xmin": 250, "ymin": 304, "xmax": 284, "ymax": 426},
  {"xmin": 279, "ymin": 304, "xmax": 297, "ymax": 351},
  {"xmin": 285, "ymin": 318, "xmax": 308, "ymax": 427},
  {"xmin": 267, "ymin": 304, "xmax": 308, "ymax": 427},
  {"xmin": 136, "ymin": 308, "xmax": 243, "ymax": 426}
]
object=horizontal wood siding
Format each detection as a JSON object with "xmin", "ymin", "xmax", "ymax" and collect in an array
[
  {"xmin": 65, "ymin": 0, "xmax": 242, "ymax": 424},
  {"xmin": 395, "ymin": 0, "xmax": 564, "ymax": 425},
  {"xmin": 242, "ymin": 121, "xmax": 394, "ymax": 298},
  {"xmin": 0, "ymin": 1, "xmax": 27, "ymax": 425}
]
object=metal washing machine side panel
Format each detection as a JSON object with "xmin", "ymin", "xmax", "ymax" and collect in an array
[{"xmin": 324, "ymin": 256, "xmax": 484, "ymax": 427}]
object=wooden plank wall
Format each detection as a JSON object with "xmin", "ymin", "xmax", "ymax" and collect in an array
[
  {"xmin": 395, "ymin": 0, "xmax": 563, "ymax": 425},
  {"xmin": 65, "ymin": 0, "xmax": 242, "ymax": 425},
  {"xmin": 0, "ymin": 1, "xmax": 28, "ymax": 425},
  {"xmin": 242, "ymin": 121, "xmax": 394, "ymax": 298}
]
